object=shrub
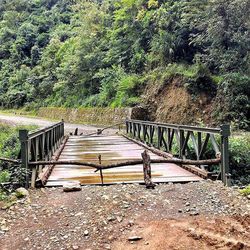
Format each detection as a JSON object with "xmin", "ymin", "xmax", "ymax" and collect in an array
[
  {"xmin": 240, "ymin": 185, "xmax": 250, "ymax": 196},
  {"xmin": 111, "ymin": 74, "xmax": 142, "ymax": 107},
  {"xmin": 0, "ymin": 123, "xmax": 37, "ymax": 188},
  {"xmin": 0, "ymin": 170, "xmax": 10, "ymax": 183},
  {"xmin": 213, "ymin": 73, "xmax": 250, "ymax": 130},
  {"xmin": 229, "ymin": 134, "xmax": 250, "ymax": 185},
  {"xmin": 184, "ymin": 64, "xmax": 217, "ymax": 97}
]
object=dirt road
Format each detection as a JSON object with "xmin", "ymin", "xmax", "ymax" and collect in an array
[
  {"xmin": 0, "ymin": 181, "xmax": 249, "ymax": 250},
  {"xmin": 0, "ymin": 114, "xmax": 117, "ymax": 135}
]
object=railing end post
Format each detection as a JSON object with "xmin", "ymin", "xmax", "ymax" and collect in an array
[
  {"xmin": 220, "ymin": 124, "xmax": 230, "ymax": 137},
  {"xmin": 220, "ymin": 124, "xmax": 230, "ymax": 186},
  {"xmin": 19, "ymin": 129, "xmax": 29, "ymax": 141},
  {"xmin": 19, "ymin": 129, "xmax": 29, "ymax": 188}
]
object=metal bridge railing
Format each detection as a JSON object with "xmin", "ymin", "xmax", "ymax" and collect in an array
[
  {"xmin": 125, "ymin": 119, "xmax": 230, "ymax": 185},
  {"xmin": 19, "ymin": 121, "xmax": 64, "ymax": 188}
]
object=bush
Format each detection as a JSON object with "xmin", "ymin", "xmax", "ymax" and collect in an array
[
  {"xmin": 111, "ymin": 74, "xmax": 142, "ymax": 107},
  {"xmin": 0, "ymin": 123, "xmax": 37, "ymax": 188},
  {"xmin": 229, "ymin": 133, "xmax": 250, "ymax": 185},
  {"xmin": 240, "ymin": 185, "xmax": 250, "ymax": 196},
  {"xmin": 0, "ymin": 170, "xmax": 10, "ymax": 183},
  {"xmin": 184, "ymin": 64, "xmax": 217, "ymax": 97},
  {"xmin": 213, "ymin": 73, "xmax": 250, "ymax": 130}
]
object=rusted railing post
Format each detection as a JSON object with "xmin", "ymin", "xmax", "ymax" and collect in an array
[
  {"xmin": 19, "ymin": 130, "xmax": 29, "ymax": 188},
  {"xmin": 220, "ymin": 124, "xmax": 230, "ymax": 186}
]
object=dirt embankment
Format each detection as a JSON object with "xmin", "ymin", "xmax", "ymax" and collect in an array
[
  {"xmin": 142, "ymin": 76, "xmax": 215, "ymax": 125},
  {"xmin": 38, "ymin": 107, "xmax": 132, "ymax": 125}
]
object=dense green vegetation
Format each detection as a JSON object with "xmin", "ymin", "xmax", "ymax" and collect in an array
[
  {"xmin": 0, "ymin": 0, "xmax": 249, "ymax": 128},
  {"xmin": 0, "ymin": 123, "xmax": 36, "ymax": 199},
  {"xmin": 240, "ymin": 185, "xmax": 250, "ymax": 196},
  {"xmin": 229, "ymin": 133, "xmax": 250, "ymax": 185}
]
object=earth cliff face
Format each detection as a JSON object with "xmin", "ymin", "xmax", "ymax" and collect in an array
[{"xmin": 141, "ymin": 76, "xmax": 215, "ymax": 126}]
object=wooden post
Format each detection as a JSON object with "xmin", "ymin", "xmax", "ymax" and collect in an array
[
  {"xmin": 19, "ymin": 130, "xmax": 29, "ymax": 188},
  {"xmin": 74, "ymin": 128, "xmax": 78, "ymax": 136},
  {"xmin": 98, "ymin": 154, "xmax": 104, "ymax": 185},
  {"xmin": 141, "ymin": 150, "xmax": 155, "ymax": 189}
]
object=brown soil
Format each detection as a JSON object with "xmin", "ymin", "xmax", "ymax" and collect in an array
[
  {"xmin": 113, "ymin": 216, "xmax": 250, "ymax": 250},
  {"xmin": 142, "ymin": 76, "xmax": 215, "ymax": 125},
  {"xmin": 0, "ymin": 181, "xmax": 249, "ymax": 250}
]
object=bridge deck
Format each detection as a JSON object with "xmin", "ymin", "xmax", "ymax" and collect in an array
[{"xmin": 46, "ymin": 135, "xmax": 202, "ymax": 186}]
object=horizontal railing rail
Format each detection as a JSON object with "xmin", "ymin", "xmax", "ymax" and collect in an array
[
  {"xmin": 28, "ymin": 121, "xmax": 64, "ymax": 139},
  {"xmin": 19, "ymin": 121, "xmax": 65, "ymax": 188},
  {"xmin": 125, "ymin": 119, "xmax": 230, "ymax": 185}
]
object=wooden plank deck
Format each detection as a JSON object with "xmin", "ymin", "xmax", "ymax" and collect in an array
[{"xmin": 46, "ymin": 135, "xmax": 202, "ymax": 186}]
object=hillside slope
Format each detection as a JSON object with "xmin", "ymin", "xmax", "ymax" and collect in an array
[{"xmin": 0, "ymin": 0, "xmax": 249, "ymax": 129}]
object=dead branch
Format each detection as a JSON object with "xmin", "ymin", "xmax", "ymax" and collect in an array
[
  {"xmin": 0, "ymin": 157, "xmax": 20, "ymax": 164},
  {"xmin": 29, "ymin": 158, "xmax": 220, "ymax": 171}
]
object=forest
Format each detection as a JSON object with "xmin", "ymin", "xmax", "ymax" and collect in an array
[{"xmin": 0, "ymin": 0, "xmax": 249, "ymax": 129}]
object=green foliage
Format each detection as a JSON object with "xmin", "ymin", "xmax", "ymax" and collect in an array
[
  {"xmin": 0, "ymin": 123, "xmax": 20, "ymax": 159},
  {"xmin": 0, "ymin": 0, "xmax": 248, "ymax": 129},
  {"xmin": 0, "ymin": 123, "xmax": 37, "ymax": 187},
  {"xmin": 229, "ymin": 134, "xmax": 250, "ymax": 185},
  {"xmin": 240, "ymin": 185, "xmax": 250, "ymax": 196},
  {"xmin": 192, "ymin": 0, "xmax": 250, "ymax": 74},
  {"xmin": 213, "ymin": 73, "xmax": 250, "ymax": 130},
  {"xmin": 184, "ymin": 64, "xmax": 217, "ymax": 97},
  {"xmin": 0, "ymin": 170, "xmax": 10, "ymax": 183},
  {"xmin": 0, "ymin": 190, "xmax": 8, "ymax": 201},
  {"xmin": 111, "ymin": 74, "xmax": 142, "ymax": 107}
]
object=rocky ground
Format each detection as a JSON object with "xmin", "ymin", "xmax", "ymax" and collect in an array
[{"xmin": 0, "ymin": 181, "xmax": 250, "ymax": 250}]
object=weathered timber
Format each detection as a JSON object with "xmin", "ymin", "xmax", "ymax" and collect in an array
[
  {"xmin": 141, "ymin": 150, "xmax": 155, "ymax": 189},
  {"xmin": 180, "ymin": 165, "xmax": 211, "ymax": 178},
  {"xmin": 0, "ymin": 157, "xmax": 20, "ymax": 164},
  {"xmin": 84, "ymin": 122, "xmax": 124, "ymax": 137},
  {"xmin": 74, "ymin": 128, "xmax": 78, "ymax": 136},
  {"xmin": 98, "ymin": 154, "xmax": 104, "ymax": 185},
  {"xmin": 122, "ymin": 133, "xmax": 219, "ymax": 179},
  {"xmin": 121, "ymin": 133, "xmax": 173, "ymax": 159},
  {"xmin": 29, "ymin": 158, "xmax": 220, "ymax": 170},
  {"xmin": 38, "ymin": 136, "xmax": 69, "ymax": 185}
]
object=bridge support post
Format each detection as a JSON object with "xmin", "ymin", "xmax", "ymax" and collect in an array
[
  {"xmin": 220, "ymin": 125, "xmax": 230, "ymax": 186},
  {"xmin": 19, "ymin": 130, "xmax": 29, "ymax": 188},
  {"xmin": 141, "ymin": 150, "xmax": 155, "ymax": 189}
]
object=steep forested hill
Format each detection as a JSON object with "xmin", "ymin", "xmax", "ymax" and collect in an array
[{"xmin": 0, "ymin": 0, "xmax": 249, "ymax": 128}]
